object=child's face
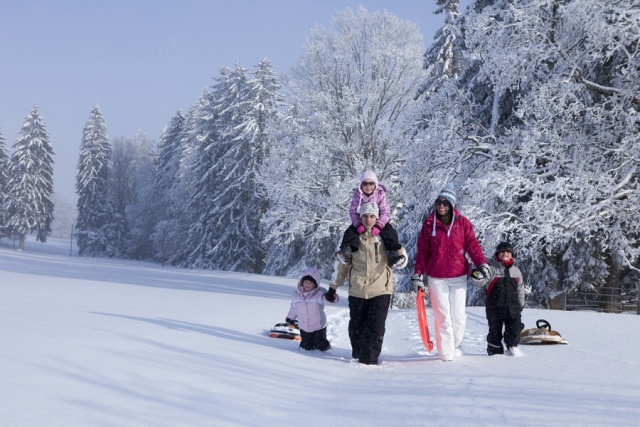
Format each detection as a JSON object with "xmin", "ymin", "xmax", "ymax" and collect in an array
[
  {"xmin": 361, "ymin": 180, "xmax": 375, "ymax": 195},
  {"xmin": 497, "ymin": 251, "xmax": 513, "ymax": 262},
  {"xmin": 302, "ymin": 279, "xmax": 316, "ymax": 291}
]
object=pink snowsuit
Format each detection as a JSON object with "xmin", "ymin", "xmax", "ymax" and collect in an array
[
  {"xmin": 349, "ymin": 170, "xmax": 391, "ymax": 230},
  {"xmin": 286, "ymin": 268, "xmax": 337, "ymax": 333}
]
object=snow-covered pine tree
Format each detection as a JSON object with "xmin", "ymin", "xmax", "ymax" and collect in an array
[
  {"xmin": 181, "ymin": 61, "xmax": 282, "ymax": 273},
  {"xmin": 75, "ymin": 105, "xmax": 112, "ymax": 256},
  {"xmin": 179, "ymin": 71, "xmax": 230, "ymax": 270},
  {"xmin": 417, "ymin": 0, "xmax": 463, "ymax": 97},
  {"xmin": 262, "ymin": 7, "xmax": 424, "ymax": 276},
  {"xmin": 5, "ymin": 107, "xmax": 55, "ymax": 250},
  {"xmin": 204, "ymin": 59, "xmax": 282, "ymax": 272},
  {"xmin": 0, "ymin": 130, "xmax": 9, "ymax": 237},
  {"xmin": 151, "ymin": 109, "xmax": 186, "ymax": 264}
]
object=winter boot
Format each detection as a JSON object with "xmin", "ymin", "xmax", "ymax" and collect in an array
[
  {"xmin": 335, "ymin": 246, "xmax": 352, "ymax": 265},
  {"xmin": 506, "ymin": 346, "xmax": 523, "ymax": 357},
  {"xmin": 487, "ymin": 343, "xmax": 504, "ymax": 355}
]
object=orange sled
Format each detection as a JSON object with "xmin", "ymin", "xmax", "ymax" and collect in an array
[{"xmin": 416, "ymin": 289, "xmax": 434, "ymax": 352}]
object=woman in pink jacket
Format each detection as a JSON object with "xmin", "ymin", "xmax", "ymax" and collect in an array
[
  {"xmin": 411, "ymin": 183, "xmax": 488, "ymax": 361},
  {"xmin": 286, "ymin": 267, "xmax": 338, "ymax": 351}
]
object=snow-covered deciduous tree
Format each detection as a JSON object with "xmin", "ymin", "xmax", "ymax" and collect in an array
[
  {"xmin": 109, "ymin": 132, "xmax": 155, "ymax": 260},
  {"xmin": 124, "ymin": 135, "xmax": 156, "ymax": 260},
  {"xmin": 262, "ymin": 7, "xmax": 424, "ymax": 276},
  {"xmin": 75, "ymin": 105, "xmax": 112, "ymax": 256},
  {"xmin": 5, "ymin": 107, "xmax": 55, "ymax": 250},
  {"xmin": 50, "ymin": 194, "xmax": 76, "ymax": 239},
  {"xmin": 402, "ymin": 0, "xmax": 640, "ymax": 308}
]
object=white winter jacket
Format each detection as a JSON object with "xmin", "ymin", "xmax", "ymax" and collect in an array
[{"xmin": 287, "ymin": 280, "xmax": 336, "ymax": 333}]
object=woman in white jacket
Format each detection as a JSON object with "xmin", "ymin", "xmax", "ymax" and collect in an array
[{"xmin": 286, "ymin": 267, "xmax": 338, "ymax": 351}]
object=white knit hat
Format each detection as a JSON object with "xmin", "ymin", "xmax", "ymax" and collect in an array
[{"xmin": 359, "ymin": 202, "xmax": 379, "ymax": 218}]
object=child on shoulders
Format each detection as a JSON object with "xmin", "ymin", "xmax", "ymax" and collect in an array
[{"xmin": 335, "ymin": 170, "xmax": 406, "ymax": 269}]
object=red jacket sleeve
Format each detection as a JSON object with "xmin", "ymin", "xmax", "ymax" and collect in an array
[{"xmin": 463, "ymin": 219, "xmax": 487, "ymax": 267}]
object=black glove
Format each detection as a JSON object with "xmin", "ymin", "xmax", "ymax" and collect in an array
[
  {"xmin": 285, "ymin": 317, "xmax": 295, "ymax": 325},
  {"xmin": 325, "ymin": 287, "xmax": 337, "ymax": 303}
]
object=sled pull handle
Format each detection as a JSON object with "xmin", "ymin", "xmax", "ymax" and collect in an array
[{"xmin": 536, "ymin": 319, "xmax": 551, "ymax": 331}]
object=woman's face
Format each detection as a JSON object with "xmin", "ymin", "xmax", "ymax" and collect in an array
[
  {"xmin": 361, "ymin": 180, "xmax": 376, "ymax": 196},
  {"xmin": 435, "ymin": 198, "xmax": 451, "ymax": 216}
]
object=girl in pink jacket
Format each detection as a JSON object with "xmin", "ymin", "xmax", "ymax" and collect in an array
[
  {"xmin": 335, "ymin": 170, "xmax": 405, "ymax": 269},
  {"xmin": 286, "ymin": 267, "xmax": 338, "ymax": 351}
]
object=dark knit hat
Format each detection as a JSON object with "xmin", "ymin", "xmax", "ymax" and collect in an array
[{"xmin": 495, "ymin": 241, "xmax": 515, "ymax": 257}]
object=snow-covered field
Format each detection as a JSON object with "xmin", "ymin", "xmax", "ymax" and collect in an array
[{"xmin": 1, "ymin": 237, "xmax": 639, "ymax": 426}]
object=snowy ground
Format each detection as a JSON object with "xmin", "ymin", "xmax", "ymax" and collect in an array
[{"xmin": 1, "ymin": 237, "xmax": 640, "ymax": 426}]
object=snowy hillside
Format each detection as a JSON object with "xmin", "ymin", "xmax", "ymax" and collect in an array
[{"xmin": 1, "ymin": 238, "xmax": 639, "ymax": 426}]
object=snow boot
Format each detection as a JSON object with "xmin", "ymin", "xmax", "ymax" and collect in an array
[
  {"xmin": 487, "ymin": 343, "xmax": 504, "ymax": 355},
  {"xmin": 507, "ymin": 346, "xmax": 523, "ymax": 357}
]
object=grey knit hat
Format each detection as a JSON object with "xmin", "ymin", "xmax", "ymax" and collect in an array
[{"xmin": 437, "ymin": 183, "xmax": 457, "ymax": 208}]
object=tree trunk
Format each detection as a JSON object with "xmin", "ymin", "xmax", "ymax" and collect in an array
[
  {"xmin": 547, "ymin": 250, "xmax": 566, "ymax": 310},
  {"xmin": 18, "ymin": 234, "xmax": 26, "ymax": 251},
  {"xmin": 601, "ymin": 253, "xmax": 622, "ymax": 313}
]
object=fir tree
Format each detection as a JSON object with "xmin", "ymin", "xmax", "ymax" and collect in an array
[
  {"xmin": 207, "ymin": 60, "xmax": 283, "ymax": 273},
  {"xmin": 5, "ymin": 107, "xmax": 55, "ymax": 250},
  {"xmin": 75, "ymin": 105, "xmax": 112, "ymax": 256},
  {"xmin": 151, "ymin": 110, "xmax": 186, "ymax": 264},
  {"xmin": 180, "ymin": 76, "xmax": 227, "ymax": 269}
]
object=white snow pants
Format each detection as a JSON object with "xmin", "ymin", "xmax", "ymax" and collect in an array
[{"xmin": 427, "ymin": 275, "xmax": 468, "ymax": 361}]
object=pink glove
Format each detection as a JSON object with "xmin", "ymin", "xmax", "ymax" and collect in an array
[
  {"xmin": 371, "ymin": 226, "xmax": 381, "ymax": 237},
  {"xmin": 356, "ymin": 225, "xmax": 365, "ymax": 234}
]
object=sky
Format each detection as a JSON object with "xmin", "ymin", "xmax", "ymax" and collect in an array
[
  {"xmin": 0, "ymin": 0, "xmax": 471, "ymax": 202},
  {"xmin": 2, "ymin": 237, "xmax": 640, "ymax": 426}
]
